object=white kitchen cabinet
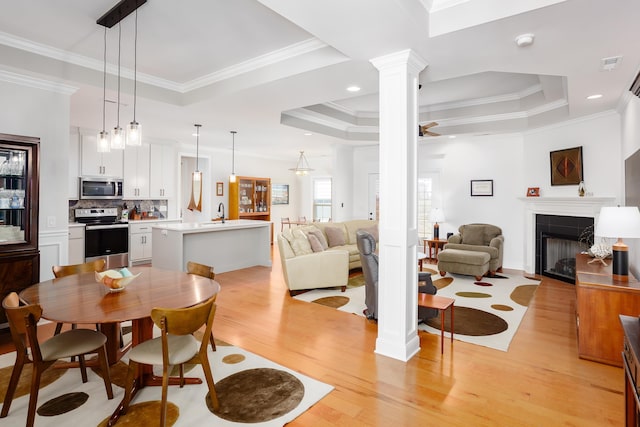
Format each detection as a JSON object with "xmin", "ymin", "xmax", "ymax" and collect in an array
[
  {"xmin": 149, "ymin": 144, "xmax": 176, "ymax": 198},
  {"xmin": 80, "ymin": 133, "xmax": 123, "ymax": 177},
  {"xmin": 68, "ymin": 224, "xmax": 85, "ymax": 264},
  {"xmin": 123, "ymin": 143, "xmax": 150, "ymax": 198},
  {"xmin": 129, "ymin": 220, "xmax": 179, "ymax": 266}
]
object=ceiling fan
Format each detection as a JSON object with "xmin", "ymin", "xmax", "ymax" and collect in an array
[{"xmin": 419, "ymin": 121, "xmax": 440, "ymax": 137}]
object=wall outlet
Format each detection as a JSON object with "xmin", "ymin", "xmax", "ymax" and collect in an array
[{"xmin": 47, "ymin": 216, "xmax": 56, "ymax": 227}]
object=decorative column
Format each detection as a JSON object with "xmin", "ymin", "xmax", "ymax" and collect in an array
[{"xmin": 370, "ymin": 50, "xmax": 427, "ymax": 361}]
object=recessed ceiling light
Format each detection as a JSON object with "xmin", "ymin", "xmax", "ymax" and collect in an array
[
  {"xmin": 303, "ymin": 132, "xmax": 313, "ymax": 136},
  {"xmin": 346, "ymin": 86, "xmax": 361, "ymax": 92},
  {"xmin": 448, "ymin": 135, "xmax": 456, "ymax": 139},
  {"xmin": 587, "ymin": 94, "xmax": 603, "ymax": 100},
  {"xmin": 515, "ymin": 33, "xmax": 534, "ymax": 47}
]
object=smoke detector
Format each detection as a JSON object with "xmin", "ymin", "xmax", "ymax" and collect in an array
[
  {"xmin": 601, "ymin": 56, "xmax": 622, "ymax": 71},
  {"xmin": 515, "ymin": 33, "xmax": 534, "ymax": 47}
]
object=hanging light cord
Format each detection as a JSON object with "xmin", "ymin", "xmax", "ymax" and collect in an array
[
  {"xmin": 132, "ymin": 9, "xmax": 138, "ymax": 122},
  {"xmin": 116, "ymin": 21, "xmax": 121, "ymax": 128},
  {"xmin": 196, "ymin": 125, "xmax": 200, "ymax": 171},
  {"xmin": 102, "ymin": 27, "xmax": 107, "ymax": 132}
]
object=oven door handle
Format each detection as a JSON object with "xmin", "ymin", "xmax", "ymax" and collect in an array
[{"xmin": 86, "ymin": 224, "xmax": 129, "ymax": 230}]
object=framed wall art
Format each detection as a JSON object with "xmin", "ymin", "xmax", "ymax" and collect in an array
[
  {"xmin": 470, "ymin": 179, "xmax": 493, "ymax": 196},
  {"xmin": 526, "ymin": 187, "xmax": 540, "ymax": 197},
  {"xmin": 216, "ymin": 182, "xmax": 223, "ymax": 196},
  {"xmin": 271, "ymin": 184, "xmax": 289, "ymax": 205},
  {"xmin": 550, "ymin": 146, "xmax": 583, "ymax": 185}
]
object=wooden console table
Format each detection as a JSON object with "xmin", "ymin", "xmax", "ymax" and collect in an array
[
  {"xmin": 576, "ymin": 253, "xmax": 640, "ymax": 366},
  {"xmin": 621, "ymin": 315, "xmax": 640, "ymax": 426}
]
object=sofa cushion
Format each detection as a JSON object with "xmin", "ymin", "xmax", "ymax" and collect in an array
[
  {"xmin": 307, "ymin": 228, "xmax": 328, "ymax": 250},
  {"xmin": 461, "ymin": 225, "xmax": 485, "ymax": 246},
  {"xmin": 358, "ymin": 225, "xmax": 378, "ymax": 242},
  {"xmin": 287, "ymin": 229, "xmax": 313, "ymax": 256},
  {"xmin": 308, "ymin": 234, "xmax": 324, "ymax": 252},
  {"xmin": 344, "ymin": 220, "xmax": 378, "ymax": 244},
  {"xmin": 325, "ymin": 226, "xmax": 346, "ymax": 247}
]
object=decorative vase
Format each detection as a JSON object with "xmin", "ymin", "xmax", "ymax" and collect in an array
[{"xmin": 578, "ymin": 181, "xmax": 585, "ymax": 197}]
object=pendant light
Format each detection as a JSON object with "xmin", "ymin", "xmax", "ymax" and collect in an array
[
  {"xmin": 229, "ymin": 131, "xmax": 237, "ymax": 183},
  {"xmin": 188, "ymin": 124, "xmax": 203, "ymax": 212},
  {"xmin": 97, "ymin": 26, "xmax": 110, "ymax": 153},
  {"xmin": 111, "ymin": 21, "xmax": 125, "ymax": 150},
  {"xmin": 289, "ymin": 151, "xmax": 314, "ymax": 175},
  {"xmin": 126, "ymin": 9, "xmax": 141, "ymax": 146}
]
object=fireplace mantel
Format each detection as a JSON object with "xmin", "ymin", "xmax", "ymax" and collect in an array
[{"xmin": 519, "ymin": 196, "xmax": 616, "ymax": 275}]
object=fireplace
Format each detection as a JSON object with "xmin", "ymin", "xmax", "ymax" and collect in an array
[{"xmin": 535, "ymin": 214, "xmax": 593, "ymax": 283}]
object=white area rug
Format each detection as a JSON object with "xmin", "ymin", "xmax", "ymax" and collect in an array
[
  {"xmin": 293, "ymin": 271, "xmax": 539, "ymax": 352},
  {"xmin": 0, "ymin": 341, "xmax": 333, "ymax": 426}
]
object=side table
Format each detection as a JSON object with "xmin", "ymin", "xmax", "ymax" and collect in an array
[
  {"xmin": 418, "ymin": 294, "xmax": 455, "ymax": 354},
  {"xmin": 424, "ymin": 238, "xmax": 447, "ymax": 260}
]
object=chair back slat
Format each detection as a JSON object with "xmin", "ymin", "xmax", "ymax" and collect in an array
[
  {"xmin": 151, "ymin": 296, "xmax": 216, "ymax": 336},
  {"xmin": 186, "ymin": 261, "xmax": 215, "ymax": 280},
  {"xmin": 52, "ymin": 259, "xmax": 106, "ymax": 278},
  {"xmin": 2, "ymin": 292, "xmax": 44, "ymax": 361}
]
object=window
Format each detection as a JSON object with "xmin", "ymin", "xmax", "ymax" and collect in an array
[
  {"xmin": 313, "ymin": 178, "xmax": 332, "ymax": 222},
  {"xmin": 417, "ymin": 177, "xmax": 433, "ymax": 240}
]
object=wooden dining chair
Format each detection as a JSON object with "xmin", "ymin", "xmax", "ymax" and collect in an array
[
  {"xmin": 1, "ymin": 292, "xmax": 113, "ymax": 427},
  {"xmin": 186, "ymin": 261, "xmax": 217, "ymax": 351},
  {"xmin": 281, "ymin": 216, "xmax": 290, "ymax": 231},
  {"xmin": 121, "ymin": 296, "xmax": 219, "ymax": 427},
  {"xmin": 51, "ymin": 259, "xmax": 107, "ymax": 334}
]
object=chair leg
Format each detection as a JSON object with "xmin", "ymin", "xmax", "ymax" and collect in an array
[
  {"xmin": 121, "ymin": 361, "xmax": 138, "ymax": 415},
  {"xmin": 0, "ymin": 352, "xmax": 25, "ymax": 418},
  {"xmin": 26, "ymin": 363, "xmax": 44, "ymax": 427},
  {"xmin": 78, "ymin": 354, "xmax": 88, "ymax": 383},
  {"xmin": 209, "ymin": 332, "xmax": 216, "ymax": 352},
  {"xmin": 97, "ymin": 345, "xmax": 114, "ymax": 399},
  {"xmin": 200, "ymin": 354, "xmax": 219, "ymax": 411},
  {"xmin": 54, "ymin": 322, "xmax": 63, "ymax": 335},
  {"xmin": 161, "ymin": 363, "xmax": 169, "ymax": 427}
]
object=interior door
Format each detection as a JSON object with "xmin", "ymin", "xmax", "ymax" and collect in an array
[{"xmin": 367, "ymin": 173, "xmax": 379, "ymax": 221}]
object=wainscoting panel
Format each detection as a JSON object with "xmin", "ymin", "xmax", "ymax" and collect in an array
[{"xmin": 39, "ymin": 229, "xmax": 68, "ymax": 281}]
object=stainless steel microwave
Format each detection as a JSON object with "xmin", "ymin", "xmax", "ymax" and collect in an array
[{"xmin": 79, "ymin": 177, "xmax": 123, "ymax": 200}]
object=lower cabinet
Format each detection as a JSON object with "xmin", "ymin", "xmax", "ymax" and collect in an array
[
  {"xmin": 129, "ymin": 220, "xmax": 179, "ymax": 266},
  {"xmin": 68, "ymin": 225, "xmax": 85, "ymax": 265}
]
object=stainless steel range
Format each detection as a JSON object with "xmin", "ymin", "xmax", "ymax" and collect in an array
[{"xmin": 75, "ymin": 207, "xmax": 128, "ymax": 269}]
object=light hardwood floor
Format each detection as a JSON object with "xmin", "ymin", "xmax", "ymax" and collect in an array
[{"xmin": 0, "ymin": 248, "xmax": 624, "ymax": 426}]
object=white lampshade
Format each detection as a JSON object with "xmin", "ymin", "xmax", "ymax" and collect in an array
[
  {"xmin": 595, "ymin": 206, "xmax": 640, "ymax": 238},
  {"xmin": 431, "ymin": 208, "xmax": 445, "ymax": 223}
]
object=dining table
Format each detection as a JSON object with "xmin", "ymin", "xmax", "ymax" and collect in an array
[{"xmin": 19, "ymin": 265, "xmax": 221, "ymax": 425}]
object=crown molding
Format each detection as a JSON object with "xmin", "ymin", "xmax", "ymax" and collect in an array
[{"xmin": 0, "ymin": 69, "xmax": 77, "ymax": 95}]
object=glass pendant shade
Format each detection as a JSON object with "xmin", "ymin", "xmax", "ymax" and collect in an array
[
  {"xmin": 111, "ymin": 127, "xmax": 125, "ymax": 149},
  {"xmin": 230, "ymin": 174, "xmax": 236, "ymax": 183},
  {"xmin": 126, "ymin": 121, "xmax": 142, "ymax": 146},
  {"xmin": 289, "ymin": 150, "xmax": 314, "ymax": 175},
  {"xmin": 187, "ymin": 124, "xmax": 203, "ymax": 212},
  {"xmin": 97, "ymin": 130, "xmax": 110, "ymax": 153}
]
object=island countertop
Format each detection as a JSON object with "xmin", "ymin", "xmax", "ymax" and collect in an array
[
  {"xmin": 152, "ymin": 219, "xmax": 272, "ymax": 273},
  {"xmin": 153, "ymin": 219, "xmax": 271, "ymax": 234}
]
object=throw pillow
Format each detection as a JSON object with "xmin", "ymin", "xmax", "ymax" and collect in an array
[
  {"xmin": 358, "ymin": 225, "xmax": 379, "ymax": 241},
  {"xmin": 461, "ymin": 225, "xmax": 485, "ymax": 246},
  {"xmin": 290, "ymin": 229, "xmax": 313, "ymax": 256},
  {"xmin": 307, "ymin": 228, "xmax": 329, "ymax": 250},
  {"xmin": 325, "ymin": 226, "xmax": 346, "ymax": 247},
  {"xmin": 307, "ymin": 234, "xmax": 324, "ymax": 252}
]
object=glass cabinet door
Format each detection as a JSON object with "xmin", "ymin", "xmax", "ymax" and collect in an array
[{"xmin": 238, "ymin": 178, "xmax": 255, "ymax": 213}]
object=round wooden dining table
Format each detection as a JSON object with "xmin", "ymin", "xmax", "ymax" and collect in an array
[{"xmin": 20, "ymin": 265, "xmax": 221, "ymax": 425}]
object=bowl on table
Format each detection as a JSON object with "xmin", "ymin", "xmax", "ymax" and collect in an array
[{"xmin": 96, "ymin": 268, "xmax": 141, "ymax": 292}]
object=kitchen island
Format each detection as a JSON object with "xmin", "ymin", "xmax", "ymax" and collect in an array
[{"xmin": 151, "ymin": 220, "xmax": 272, "ymax": 273}]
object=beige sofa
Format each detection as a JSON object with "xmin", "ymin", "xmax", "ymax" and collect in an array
[{"xmin": 277, "ymin": 220, "xmax": 378, "ymax": 295}]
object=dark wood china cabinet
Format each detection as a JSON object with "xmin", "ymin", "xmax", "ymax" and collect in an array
[{"xmin": 0, "ymin": 133, "xmax": 40, "ymax": 330}]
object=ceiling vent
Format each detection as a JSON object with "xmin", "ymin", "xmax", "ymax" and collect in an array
[{"xmin": 601, "ymin": 55, "xmax": 622, "ymax": 71}]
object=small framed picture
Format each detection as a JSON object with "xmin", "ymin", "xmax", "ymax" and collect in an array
[
  {"xmin": 216, "ymin": 182, "xmax": 223, "ymax": 196},
  {"xmin": 470, "ymin": 179, "xmax": 493, "ymax": 197},
  {"xmin": 526, "ymin": 187, "xmax": 540, "ymax": 197}
]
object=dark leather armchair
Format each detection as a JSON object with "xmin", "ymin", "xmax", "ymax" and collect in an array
[{"xmin": 356, "ymin": 230, "xmax": 437, "ymax": 321}]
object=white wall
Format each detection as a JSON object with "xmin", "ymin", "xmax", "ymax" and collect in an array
[
  {"xmin": 620, "ymin": 95, "xmax": 640, "ymax": 277},
  {"xmin": 0, "ymin": 77, "xmax": 74, "ymax": 280}
]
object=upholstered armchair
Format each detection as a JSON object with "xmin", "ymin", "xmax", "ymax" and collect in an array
[
  {"xmin": 443, "ymin": 223, "xmax": 504, "ymax": 275},
  {"xmin": 356, "ymin": 230, "xmax": 437, "ymax": 321}
]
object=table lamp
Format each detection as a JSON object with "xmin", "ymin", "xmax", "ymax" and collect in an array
[
  {"xmin": 595, "ymin": 206, "xmax": 640, "ymax": 281},
  {"xmin": 431, "ymin": 208, "xmax": 445, "ymax": 239}
]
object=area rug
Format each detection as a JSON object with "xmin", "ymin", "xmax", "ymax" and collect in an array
[
  {"xmin": 293, "ymin": 269, "xmax": 539, "ymax": 352},
  {"xmin": 0, "ymin": 338, "xmax": 333, "ymax": 426}
]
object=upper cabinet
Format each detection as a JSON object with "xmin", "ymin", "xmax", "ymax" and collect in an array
[
  {"xmin": 123, "ymin": 143, "xmax": 150, "ymax": 198},
  {"xmin": 229, "ymin": 176, "xmax": 271, "ymax": 221},
  {"xmin": 80, "ymin": 133, "xmax": 123, "ymax": 177},
  {"xmin": 149, "ymin": 144, "xmax": 176, "ymax": 198}
]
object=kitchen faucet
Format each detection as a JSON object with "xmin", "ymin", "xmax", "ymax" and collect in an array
[{"xmin": 218, "ymin": 202, "xmax": 225, "ymax": 223}]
